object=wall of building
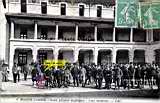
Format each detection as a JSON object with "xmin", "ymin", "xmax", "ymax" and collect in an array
[
  {"xmin": 0, "ymin": 1, "xmax": 8, "ymax": 62},
  {"xmin": 8, "ymin": 1, "xmax": 114, "ymax": 19}
]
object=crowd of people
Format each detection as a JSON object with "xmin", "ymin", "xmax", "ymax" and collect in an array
[
  {"xmin": 11, "ymin": 62, "xmax": 159, "ymax": 90},
  {"xmin": 7, "ymin": 61, "xmax": 160, "ymax": 90}
]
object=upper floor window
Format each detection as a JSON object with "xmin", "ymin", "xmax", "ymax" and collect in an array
[
  {"xmin": 97, "ymin": 6, "xmax": 102, "ymax": 17},
  {"xmin": 21, "ymin": 0, "xmax": 27, "ymax": 13},
  {"xmin": 49, "ymin": 0, "xmax": 55, "ymax": 4},
  {"xmin": 41, "ymin": 2, "xmax": 47, "ymax": 14},
  {"xmin": 61, "ymin": 4, "xmax": 66, "ymax": 15},
  {"xmin": 10, "ymin": 0, "xmax": 19, "ymax": 2},
  {"xmin": 20, "ymin": 27, "xmax": 27, "ymax": 39},
  {"xmin": 28, "ymin": 0, "xmax": 40, "ymax": 3},
  {"xmin": 79, "ymin": 5, "xmax": 84, "ymax": 16}
]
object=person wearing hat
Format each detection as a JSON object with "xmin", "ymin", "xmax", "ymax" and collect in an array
[
  {"xmin": 103, "ymin": 65, "xmax": 112, "ymax": 89},
  {"xmin": 96, "ymin": 65, "xmax": 103, "ymax": 89}
]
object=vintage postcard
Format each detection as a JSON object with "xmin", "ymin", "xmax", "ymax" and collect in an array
[{"xmin": 0, "ymin": 0, "xmax": 160, "ymax": 103}]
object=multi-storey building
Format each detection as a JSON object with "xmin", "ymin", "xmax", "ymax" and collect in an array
[{"xmin": 0, "ymin": 0, "xmax": 160, "ymax": 76}]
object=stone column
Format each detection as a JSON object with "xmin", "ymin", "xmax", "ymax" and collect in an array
[
  {"xmin": 94, "ymin": 25, "xmax": 97, "ymax": 41},
  {"xmin": 75, "ymin": 24, "xmax": 78, "ymax": 41},
  {"xmin": 94, "ymin": 48, "xmax": 98, "ymax": 65},
  {"xmin": 112, "ymin": 48, "xmax": 117, "ymax": 63},
  {"xmin": 74, "ymin": 49, "xmax": 79, "ymax": 63},
  {"xmin": 129, "ymin": 49, "xmax": 134, "ymax": 63},
  {"xmin": 130, "ymin": 28, "xmax": 133, "ymax": 42},
  {"xmin": 55, "ymin": 23, "xmax": 59, "ymax": 40},
  {"xmin": 9, "ymin": 46, "xmax": 15, "ymax": 81},
  {"xmin": 32, "ymin": 47, "xmax": 37, "ymax": 62},
  {"xmin": 11, "ymin": 21, "xmax": 14, "ymax": 39},
  {"xmin": 146, "ymin": 30, "xmax": 153, "ymax": 42},
  {"xmin": 34, "ymin": 22, "xmax": 38, "ymax": 39},
  {"xmin": 150, "ymin": 29, "xmax": 154, "ymax": 42},
  {"xmin": 54, "ymin": 48, "xmax": 59, "ymax": 60},
  {"xmin": 54, "ymin": 47, "xmax": 59, "ymax": 68},
  {"xmin": 113, "ymin": 27, "xmax": 116, "ymax": 42},
  {"xmin": 146, "ymin": 30, "xmax": 149, "ymax": 42}
]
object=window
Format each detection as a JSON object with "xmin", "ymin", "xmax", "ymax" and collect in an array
[
  {"xmin": 18, "ymin": 52, "xmax": 27, "ymax": 66},
  {"xmin": 79, "ymin": 5, "xmax": 84, "ymax": 16},
  {"xmin": 21, "ymin": 0, "xmax": 27, "ymax": 13},
  {"xmin": 61, "ymin": 4, "xmax": 66, "ymax": 15},
  {"xmin": 9, "ymin": 0, "xmax": 19, "ymax": 2},
  {"xmin": 40, "ymin": 28, "xmax": 48, "ymax": 40},
  {"xmin": 49, "ymin": 0, "xmax": 55, "ymax": 4},
  {"xmin": 28, "ymin": 0, "xmax": 39, "ymax": 3},
  {"xmin": 20, "ymin": 27, "xmax": 27, "ymax": 39},
  {"xmin": 41, "ymin": 2, "xmax": 47, "ymax": 14},
  {"xmin": 97, "ymin": 6, "xmax": 102, "ymax": 17},
  {"xmin": 3, "ymin": 0, "xmax": 6, "ymax": 8}
]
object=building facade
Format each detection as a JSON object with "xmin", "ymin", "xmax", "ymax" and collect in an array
[{"xmin": 0, "ymin": 0, "xmax": 160, "ymax": 76}]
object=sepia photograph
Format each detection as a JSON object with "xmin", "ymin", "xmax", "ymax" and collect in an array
[{"xmin": 0, "ymin": 0, "xmax": 160, "ymax": 103}]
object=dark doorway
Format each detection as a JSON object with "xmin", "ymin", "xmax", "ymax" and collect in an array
[
  {"xmin": 18, "ymin": 52, "xmax": 27, "ymax": 66},
  {"xmin": 98, "ymin": 50, "xmax": 112, "ymax": 65},
  {"xmin": 155, "ymin": 49, "xmax": 160, "ymax": 64},
  {"xmin": 116, "ymin": 50, "xmax": 129, "ymax": 64},
  {"xmin": 58, "ymin": 52, "xmax": 63, "ymax": 60},
  {"xmin": 78, "ymin": 52, "xmax": 84, "ymax": 65},
  {"xmin": 38, "ymin": 51, "xmax": 47, "ymax": 64},
  {"xmin": 133, "ymin": 50, "xmax": 145, "ymax": 64}
]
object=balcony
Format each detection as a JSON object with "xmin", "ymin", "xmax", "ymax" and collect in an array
[{"xmin": 11, "ymin": 23, "xmax": 149, "ymax": 46}]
